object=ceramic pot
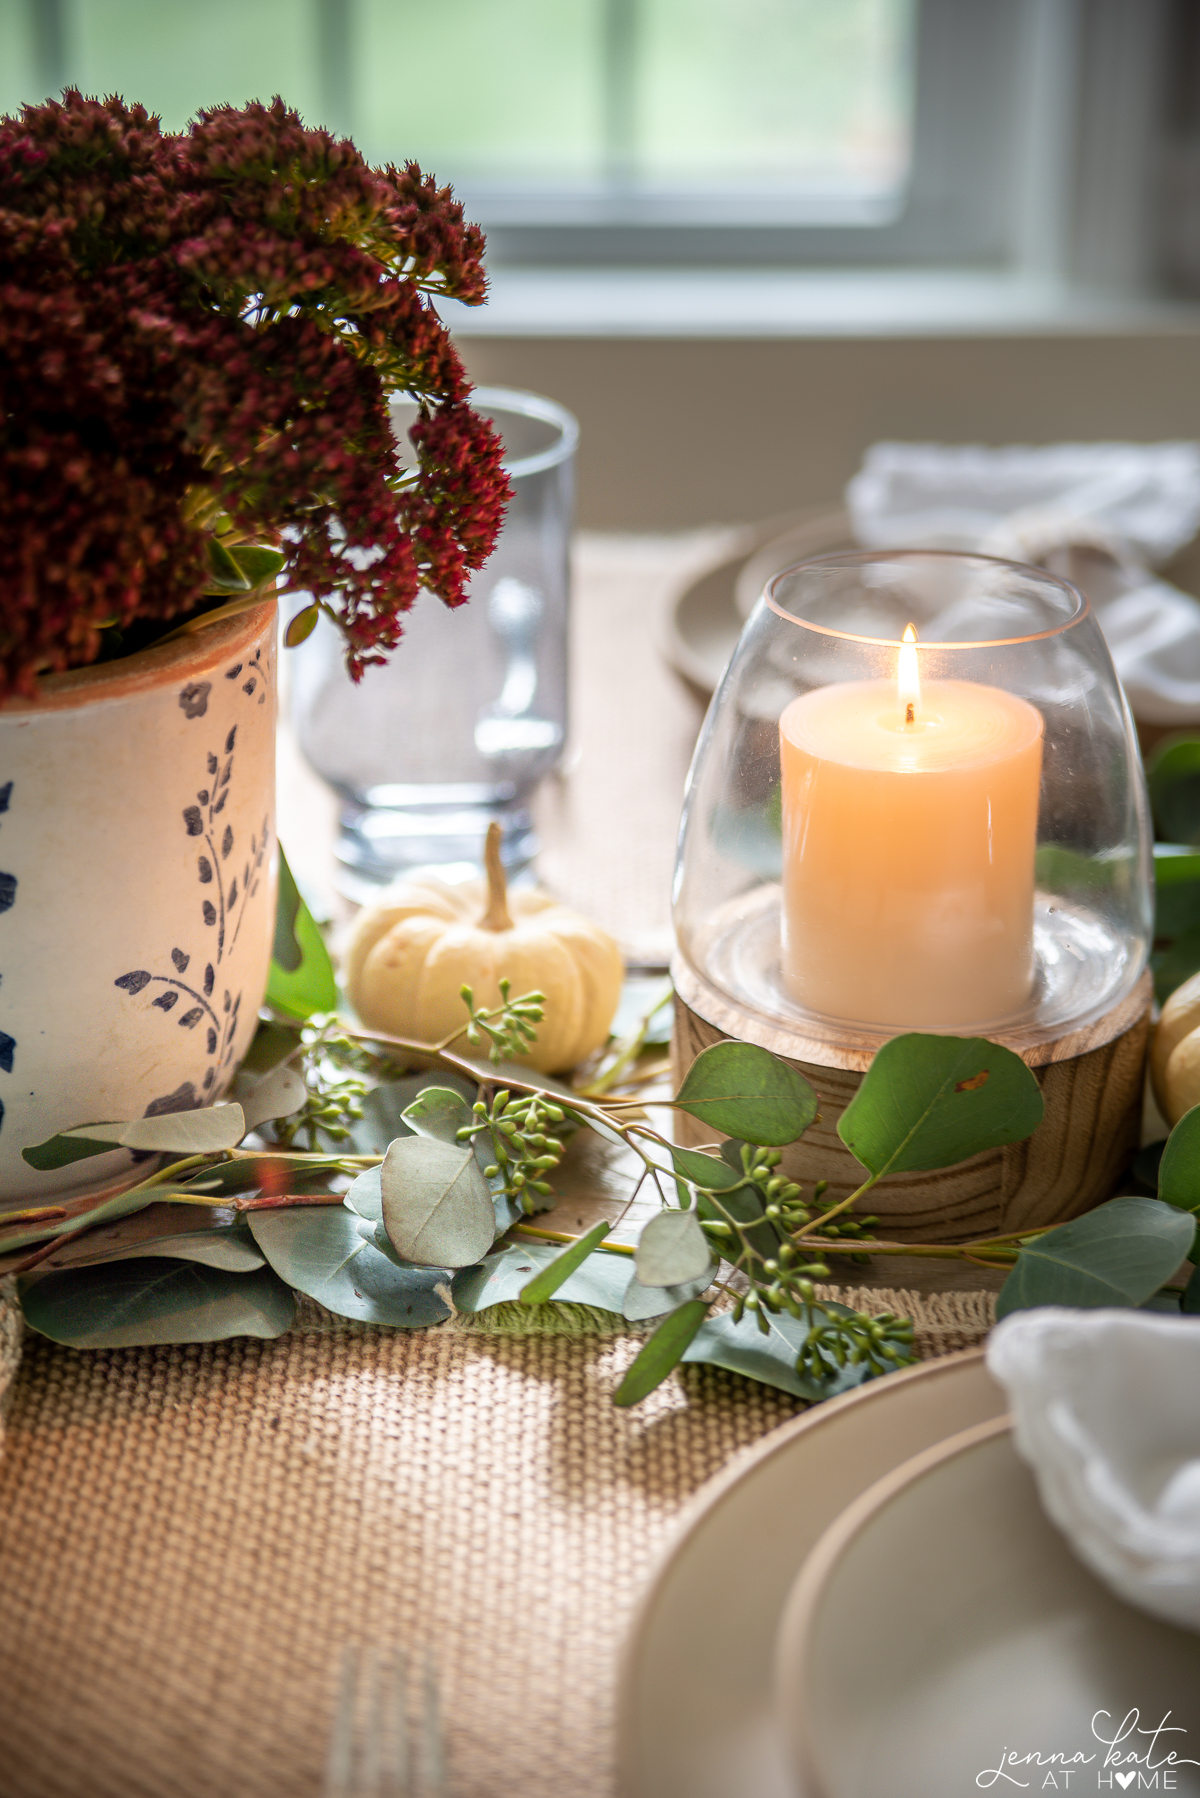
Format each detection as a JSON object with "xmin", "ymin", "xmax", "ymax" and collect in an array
[{"xmin": 0, "ymin": 601, "xmax": 277, "ymax": 1206}]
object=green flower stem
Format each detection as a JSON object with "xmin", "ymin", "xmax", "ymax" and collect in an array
[
  {"xmin": 514, "ymin": 1223, "xmax": 636, "ymax": 1257},
  {"xmin": 580, "ymin": 978, "xmax": 673, "ymax": 1099}
]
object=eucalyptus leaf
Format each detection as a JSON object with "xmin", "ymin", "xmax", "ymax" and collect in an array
[
  {"xmin": 1157, "ymin": 1107, "xmax": 1200, "ymax": 1216},
  {"xmin": 663, "ymin": 1142, "xmax": 743, "ymax": 1192},
  {"xmin": 838, "ymin": 1034, "xmax": 1043, "ymax": 1178},
  {"xmin": 174, "ymin": 1155, "xmax": 346, "ymax": 1196},
  {"xmin": 248, "ymin": 1207, "xmax": 453, "ymax": 1327},
  {"xmin": 681, "ymin": 1307, "xmax": 872, "ymax": 1402},
  {"xmin": 995, "ymin": 1196, "xmax": 1194, "ymax": 1319},
  {"xmin": 674, "ymin": 1041, "xmax": 818, "ymax": 1147},
  {"xmin": 519, "ymin": 1221, "xmax": 610, "ymax": 1301},
  {"xmin": 34, "ymin": 1103, "xmax": 248, "ymax": 1158},
  {"xmin": 345, "ymin": 1164, "xmax": 383, "ymax": 1221},
  {"xmin": 634, "ymin": 1208, "xmax": 714, "ymax": 1288},
  {"xmin": 19, "ymin": 1258, "xmax": 294, "ymax": 1348},
  {"xmin": 346, "ymin": 1074, "xmax": 477, "ymax": 1156},
  {"xmin": 267, "ymin": 846, "xmax": 337, "ymax": 1018},
  {"xmin": 38, "ymin": 1212, "xmax": 265, "ymax": 1274},
  {"xmin": 380, "ymin": 1135, "xmax": 495, "ymax": 1268},
  {"xmin": 402, "ymin": 1087, "xmax": 474, "ymax": 1144},
  {"xmin": 452, "ymin": 1239, "xmax": 631, "ymax": 1315},
  {"xmin": 241, "ymin": 1066, "xmax": 307, "ymax": 1133},
  {"xmin": 621, "ymin": 1268, "xmax": 714, "ymax": 1322},
  {"xmin": 0, "ymin": 1181, "xmax": 159, "ymax": 1257},
  {"xmin": 613, "ymin": 1300, "xmax": 711, "ymax": 1406}
]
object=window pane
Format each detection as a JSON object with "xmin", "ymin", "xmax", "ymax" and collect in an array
[
  {"xmin": 637, "ymin": 0, "xmax": 915, "ymax": 191},
  {"xmin": 0, "ymin": 0, "xmax": 916, "ymax": 205},
  {"xmin": 357, "ymin": 0, "xmax": 604, "ymax": 184}
]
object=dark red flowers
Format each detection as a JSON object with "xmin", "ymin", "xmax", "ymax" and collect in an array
[{"xmin": 0, "ymin": 92, "xmax": 510, "ymax": 697}]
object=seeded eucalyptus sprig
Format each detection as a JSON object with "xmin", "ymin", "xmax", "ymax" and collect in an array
[
  {"xmin": 460, "ymin": 979, "xmax": 546, "ymax": 1064},
  {"xmin": 456, "ymin": 1087, "xmax": 567, "ymax": 1214}
]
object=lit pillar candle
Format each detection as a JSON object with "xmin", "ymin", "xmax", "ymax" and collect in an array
[{"xmin": 778, "ymin": 627, "xmax": 1044, "ymax": 1027}]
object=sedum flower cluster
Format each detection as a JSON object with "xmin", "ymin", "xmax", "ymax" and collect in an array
[{"xmin": 0, "ymin": 91, "xmax": 509, "ymax": 697}]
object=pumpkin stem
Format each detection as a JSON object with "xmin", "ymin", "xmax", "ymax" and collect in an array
[{"xmin": 479, "ymin": 822, "xmax": 514, "ymax": 931}]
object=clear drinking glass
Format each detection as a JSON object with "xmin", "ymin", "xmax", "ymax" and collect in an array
[
  {"xmin": 673, "ymin": 550, "xmax": 1154, "ymax": 1051},
  {"xmin": 288, "ymin": 387, "xmax": 578, "ymax": 895}
]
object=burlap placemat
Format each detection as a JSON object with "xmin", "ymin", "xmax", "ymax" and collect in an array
[{"xmin": 0, "ymin": 1285, "xmax": 990, "ymax": 1798}]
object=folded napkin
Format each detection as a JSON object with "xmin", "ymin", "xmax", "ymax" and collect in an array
[
  {"xmin": 988, "ymin": 1308, "xmax": 1200, "ymax": 1632},
  {"xmin": 846, "ymin": 442, "xmax": 1200, "ymax": 725}
]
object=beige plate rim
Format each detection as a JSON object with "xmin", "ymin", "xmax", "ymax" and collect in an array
[
  {"xmin": 615, "ymin": 1346, "xmax": 995, "ymax": 1797},
  {"xmin": 775, "ymin": 1414, "xmax": 1013, "ymax": 1798}
]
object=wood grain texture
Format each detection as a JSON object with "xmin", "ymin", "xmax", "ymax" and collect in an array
[{"xmin": 671, "ymin": 974, "xmax": 1152, "ymax": 1244}]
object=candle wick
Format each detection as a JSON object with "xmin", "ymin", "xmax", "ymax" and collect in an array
[{"xmin": 905, "ymin": 702, "xmax": 915, "ymax": 725}]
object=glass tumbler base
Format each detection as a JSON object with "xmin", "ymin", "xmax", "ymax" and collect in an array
[{"xmin": 334, "ymin": 786, "xmax": 538, "ymax": 900}]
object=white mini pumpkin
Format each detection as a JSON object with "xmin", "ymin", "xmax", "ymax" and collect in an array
[
  {"xmin": 344, "ymin": 826, "xmax": 624, "ymax": 1073},
  {"xmin": 1152, "ymin": 968, "xmax": 1200, "ymax": 1125}
]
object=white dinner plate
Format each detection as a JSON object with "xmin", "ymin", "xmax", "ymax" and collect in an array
[
  {"xmin": 658, "ymin": 507, "xmax": 855, "ymax": 697},
  {"xmin": 777, "ymin": 1417, "xmax": 1200, "ymax": 1798},
  {"xmin": 615, "ymin": 1349, "xmax": 1004, "ymax": 1798}
]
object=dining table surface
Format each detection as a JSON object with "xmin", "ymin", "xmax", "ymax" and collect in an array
[{"xmin": 0, "ymin": 530, "xmax": 998, "ymax": 1798}]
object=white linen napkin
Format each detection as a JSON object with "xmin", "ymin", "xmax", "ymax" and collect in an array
[
  {"xmin": 987, "ymin": 1308, "xmax": 1200, "ymax": 1633},
  {"xmin": 846, "ymin": 442, "xmax": 1200, "ymax": 725}
]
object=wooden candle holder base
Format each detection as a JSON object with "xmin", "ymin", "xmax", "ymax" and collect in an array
[{"xmin": 671, "ymin": 960, "xmax": 1153, "ymax": 1245}]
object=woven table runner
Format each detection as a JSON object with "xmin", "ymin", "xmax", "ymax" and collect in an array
[{"xmin": 0, "ymin": 1286, "xmax": 992, "ymax": 1798}]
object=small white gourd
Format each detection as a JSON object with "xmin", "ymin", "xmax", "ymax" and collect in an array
[{"xmin": 344, "ymin": 825, "xmax": 624, "ymax": 1073}]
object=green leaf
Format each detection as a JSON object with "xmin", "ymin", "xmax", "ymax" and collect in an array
[
  {"xmin": 1154, "ymin": 846, "xmax": 1200, "ymax": 940},
  {"xmin": 240, "ymin": 1019, "xmax": 303, "ymax": 1076},
  {"xmin": 345, "ymin": 1164, "xmax": 383, "ymax": 1220},
  {"xmin": 401, "ymin": 1087, "xmax": 474, "ymax": 1144},
  {"xmin": 695, "ymin": 1173, "xmax": 779, "ymax": 1269},
  {"xmin": 519, "ymin": 1221, "xmax": 610, "ymax": 1301},
  {"xmin": 229, "ymin": 544, "xmax": 285, "ymax": 588},
  {"xmin": 633, "ymin": 1209, "xmax": 714, "ymax": 1287},
  {"xmin": 206, "ymin": 536, "xmax": 253, "ymax": 591},
  {"xmin": 1183, "ymin": 1264, "xmax": 1200, "ymax": 1314},
  {"xmin": 662, "ymin": 1142, "xmax": 743, "ymax": 1192},
  {"xmin": 1149, "ymin": 735, "xmax": 1200, "ymax": 843},
  {"xmin": 240, "ymin": 1066, "xmax": 308, "ymax": 1133},
  {"xmin": 283, "ymin": 603, "xmax": 320, "ymax": 647},
  {"xmin": 25, "ymin": 1103, "xmax": 247, "ymax": 1167},
  {"xmin": 621, "ymin": 1268, "xmax": 713, "ymax": 1322},
  {"xmin": 173, "ymin": 1154, "xmax": 345, "ymax": 1197},
  {"xmin": 613, "ymin": 1300, "xmax": 711, "ymax": 1406},
  {"xmin": 272, "ymin": 843, "xmax": 303, "ymax": 973},
  {"xmin": 1157, "ymin": 1106, "xmax": 1200, "ymax": 1216},
  {"xmin": 838, "ymin": 1034, "xmax": 1043, "ymax": 1178},
  {"xmin": 451, "ymin": 1239, "xmax": 631, "ymax": 1315},
  {"xmin": 0, "ymin": 1181, "xmax": 161, "ymax": 1257},
  {"xmin": 34, "ymin": 1204, "xmax": 265, "ymax": 1274},
  {"xmin": 1152, "ymin": 927, "xmax": 1200, "ymax": 1006},
  {"xmin": 380, "ymin": 1135, "xmax": 495, "ymax": 1267},
  {"xmin": 248, "ymin": 1207, "xmax": 453, "ymax": 1328},
  {"xmin": 266, "ymin": 846, "xmax": 337, "ymax": 1017},
  {"xmin": 674, "ymin": 1041, "xmax": 818, "ymax": 1146},
  {"xmin": 20, "ymin": 1258, "xmax": 294, "ymax": 1348},
  {"xmin": 995, "ymin": 1196, "xmax": 1194, "ymax": 1319},
  {"xmin": 681, "ymin": 1306, "xmax": 873, "ymax": 1401}
]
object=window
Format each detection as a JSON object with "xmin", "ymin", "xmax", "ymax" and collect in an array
[{"xmin": 0, "ymin": 0, "xmax": 1184, "ymax": 288}]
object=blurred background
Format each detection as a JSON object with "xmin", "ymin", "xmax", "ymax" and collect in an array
[{"xmin": 4, "ymin": 0, "xmax": 1200, "ymax": 526}]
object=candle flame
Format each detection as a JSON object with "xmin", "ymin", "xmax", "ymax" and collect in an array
[{"xmin": 898, "ymin": 622, "xmax": 920, "ymax": 725}]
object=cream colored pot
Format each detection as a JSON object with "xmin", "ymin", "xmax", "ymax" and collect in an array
[{"xmin": 0, "ymin": 602, "xmax": 277, "ymax": 1205}]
